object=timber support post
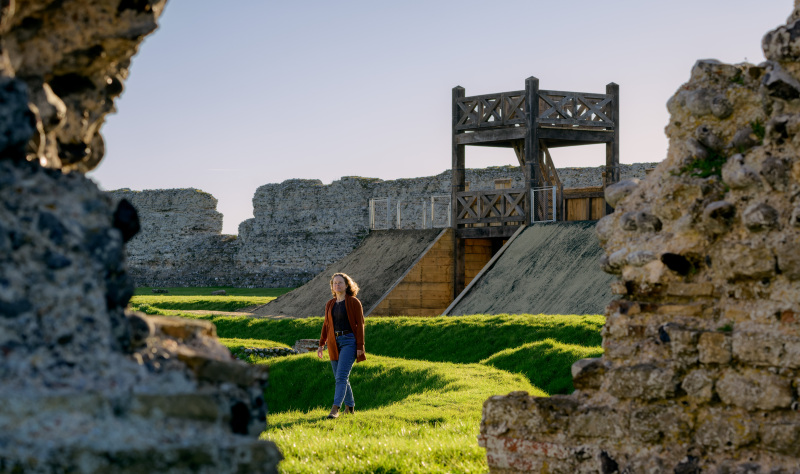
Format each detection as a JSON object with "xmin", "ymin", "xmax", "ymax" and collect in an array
[
  {"xmin": 452, "ymin": 86, "xmax": 466, "ymax": 298},
  {"xmin": 605, "ymin": 82, "xmax": 620, "ymax": 215},
  {"xmin": 524, "ymin": 76, "xmax": 540, "ymax": 224}
]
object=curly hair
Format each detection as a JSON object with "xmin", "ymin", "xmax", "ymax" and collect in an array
[{"xmin": 330, "ymin": 272, "xmax": 359, "ymax": 298}]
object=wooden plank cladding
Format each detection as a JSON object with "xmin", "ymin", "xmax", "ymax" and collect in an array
[
  {"xmin": 465, "ymin": 239, "xmax": 493, "ymax": 287},
  {"xmin": 564, "ymin": 186, "xmax": 606, "ymax": 221},
  {"xmin": 369, "ymin": 229, "xmax": 455, "ymax": 317}
]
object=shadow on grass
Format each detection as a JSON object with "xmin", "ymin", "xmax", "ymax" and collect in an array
[
  {"xmin": 266, "ymin": 354, "xmax": 451, "ymax": 416},
  {"xmin": 481, "ymin": 338, "xmax": 603, "ymax": 395}
]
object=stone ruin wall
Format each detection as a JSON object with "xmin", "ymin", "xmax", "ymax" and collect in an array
[
  {"xmin": 0, "ymin": 1, "xmax": 281, "ymax": 472},
  {"xmin": 480, "ymin": 4, "xmax": 800, "ymax": 473},
  {"xmin": 114, "ymin": 163, "xmax": 656, "ymax": 289}
]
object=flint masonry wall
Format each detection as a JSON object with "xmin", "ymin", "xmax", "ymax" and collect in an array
[
  {"xmin": 116, "ymin": 163, "xmax": 655, "ymax": 288},
  {"xmin": 0, "ymin": 2, "xmax": 281, "ymax": 472},
  {"xmin": 479, "ymin": 4, "xmax": 800, "ymax": 473}
]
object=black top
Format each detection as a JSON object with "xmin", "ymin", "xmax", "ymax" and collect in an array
[{"xmin": 332, "ymin": 299, "xmax": 352, "ymax": 333}]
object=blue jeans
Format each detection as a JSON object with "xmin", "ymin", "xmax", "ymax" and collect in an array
[{"xmin": 331, "ymin": 333, "xmax": 356, "ymax": 408}]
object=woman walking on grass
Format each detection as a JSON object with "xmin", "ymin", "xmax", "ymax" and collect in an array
[{"xmin": 317, "ymin": 272, "xmax": 366, "ymax": 419}]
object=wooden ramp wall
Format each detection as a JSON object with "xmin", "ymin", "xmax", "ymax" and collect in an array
[
  {"xmin": 465, "ymin": 239, "xmax": 493, "ymax": 286},
  {"xmin": 368, "ymin": 228, "xmax": 454, "ymax": 317}
]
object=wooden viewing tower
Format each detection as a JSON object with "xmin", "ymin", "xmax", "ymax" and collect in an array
[{"xmin": 451, "ymin": 76, "xmax": 620, "ymax": 296}]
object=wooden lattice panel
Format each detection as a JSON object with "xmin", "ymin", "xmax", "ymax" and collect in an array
[{"xmin": 538, "ymin": 89, "xmax": 614, "ymax": 128}]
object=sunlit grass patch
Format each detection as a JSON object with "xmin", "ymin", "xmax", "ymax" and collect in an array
[
  {"xmin": 130, "ymin": 287, "xmax": 293, "ymax": 312},
  {"xmin": 481, "ymin": 338, "xmax": 603, "ymax": 395},
  {"xmin": 134, "ymin": 287, "xmax": 293, "ymax": 297},
  {"xmin": 127, "ymin": 296, "xmax": 605, "ymax": 473},
  {"xmin": 262, "ymin": 353, "xmax": 540, "ymax": 473},
  {"xmin": 131, "ymin": 294, "xmax": 279, "ymax": 312},
  {"xmin": 218, "ymin": 337, "xmax": 291, "ymax": 350}
]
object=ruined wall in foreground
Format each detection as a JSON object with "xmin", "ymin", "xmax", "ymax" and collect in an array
[
  {"xmin": 117, "ymin": 164, "xmax": 655, "ymax": 288},
  {"xmin": 480, "ymin": 5, "xmax": 800, "ymax": 473},
  {"xmin": 0, "ymin": 2, "xmax": 280, "ymax": 472}
]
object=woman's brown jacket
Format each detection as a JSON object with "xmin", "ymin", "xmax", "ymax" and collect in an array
[{"xmin": 318, "ymin": 294, "xmax": 366, "ymax": 362}]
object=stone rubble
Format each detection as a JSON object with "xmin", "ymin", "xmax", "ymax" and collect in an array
[
  {"xmin": 0, "ymin": 1, "xmax": 281, "ymax": 472},
  {"xmin": 236, "ymin": 347, "xmax": 299, "ymax": 360},
  {"xmin": 293, "ymin": 339, "xmax": 321, "ymax": 354},
  {"xmin": 480, "ymin": 3, "xmax": 800, "ymax": 472}
]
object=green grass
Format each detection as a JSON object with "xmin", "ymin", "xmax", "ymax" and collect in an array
[
  {"xmin": 679, "ymin": 148, "xmax": 728, "ymax": 178},
  {"xmin": 130, "ymin": 287, "xmax": 293, "ymax": 312},
  {"xmin": 134, "ymin": 286, "xmax": 293, "ymax": 297},
  {"xmin": 172, "ymin": 313, "xmax": 603, "ymax": 380},
  {"xmin": 130, "ymin": 295, "xmax": 275, "ymax": 312},
  {"xmin": 130, "ymin": 290, "xmax": 604, "ymax": 473},
  {"xmin": 218, "ymin": 337, "xmax": 292, "ymax": 350},
  {"xmin": 481, "ymin": 338, "xmax": 603, "ymax": 395},
  {"xmin": 262, "ymin": 353, "xmax": 540, "ymax": 473}
]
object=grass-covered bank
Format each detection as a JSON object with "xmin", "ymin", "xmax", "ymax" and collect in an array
[
  {"xmin": 131, "ymin": 289, "xmax": 604, "ymax": 473},
  {"xmin": 130, "ymin": 287, "xmax": 293, "ymax": 312},
  {"xmin": 260, "ymin": 353, "xmax": 538, "ymax": 473},
  {"xmin": 191, "ymin": 313, "xmax": 603, "ymax": 395}
]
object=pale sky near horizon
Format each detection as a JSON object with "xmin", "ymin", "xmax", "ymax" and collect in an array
[{"xmin": 88, "ymin": 1, "xmax": 794, "ymax": 234}]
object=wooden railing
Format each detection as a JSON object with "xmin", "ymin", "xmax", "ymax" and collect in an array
[
  {"xmin": 455, "ymin": 89, "xmax": 614, "ymax": 131},
  {"xmin": 455, "ymin": 91, "xmax": 526, "ymax": 131},
  {"xmin": 538, "ymin": 90, "xmax": 614, "ymax": 128},
  {"xmin": 455, "ymin": 189, "xmax": 527, "ymax": 226}
]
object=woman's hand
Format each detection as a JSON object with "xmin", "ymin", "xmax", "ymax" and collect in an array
[
  {"xmin": 317, "ymin": 347, "xmax": 324, "ymax": 359},
  {"xmin": 357, "ymin": 350, "xmax": 364, "ymax": 357}
]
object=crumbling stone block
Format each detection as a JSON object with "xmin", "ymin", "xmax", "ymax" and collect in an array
[
  {"xmin": 695, "ymin": 408, "xmax": 758, "ymax": 449},
  {"xmin": 681, "ymin": 369, "xmax": 716, "ymax": 403},
  {"xmin": 571, "ymin": 358, "xmax": 606, "ymax": 391},
  {"xmin": 732, "ymin": 331, "xmax": 783, "ymax": 366},
  {"xmin": 567, "ymin": 407, "xmax": 628, "ymax": 439},
  {"xmin": 716, "ymin": 368, "xmax": 793, "ymax": 411},
  {"xmin": 699, "ymin": 331, "xmax": 732, "ymax": 364},
  {"xmin": 761, "ymin": 421, "xmax": 800, "ymax": 456},
  {"xmin": 629, "ymin": 403, "xmax": 693, "ymax": 444},
  {"xmin": 665, "ymin": 324, "xmax": 701, "ymax": 365},
  {"xmin": 606, "ymin": 364, "xmax": 677, "ymax": 400}
]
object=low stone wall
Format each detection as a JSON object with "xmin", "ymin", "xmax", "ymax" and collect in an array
[{"xmin": 114, "ymin": 164, "xmax": 656, "ymax": 288}]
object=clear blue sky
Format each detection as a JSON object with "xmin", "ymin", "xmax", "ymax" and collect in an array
[{"xmin": 89, "ymin": 1, "xmax": 793, "ymax": 234}]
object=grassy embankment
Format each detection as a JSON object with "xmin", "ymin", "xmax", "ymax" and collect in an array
[
  {"xmin": 132, "ymin": 288, "xmax": 603, "ymax": 473},
  {"xmin": 131, "ymin": 286, "xmax": 290, "ymax": 313}
]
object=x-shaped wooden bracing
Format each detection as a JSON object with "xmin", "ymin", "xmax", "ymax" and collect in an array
[
  {"xmin": 457, "ymin": 100, "xmax": 479, "ymax": 127},
  {"xmin": 504, "ymin": 192, "xmax": 526, "ymax": 217},
  {"xmin": 480, "ymin": 193, "xmax": 504, "ymax": 218},
  {"xmin": 457, "ymin": 195, "xmax": 479, "ymax": 219},
  {"xmin": 539, "ymin": 93, "xmax": 612, "ymax": 124},
  {"xmin": 458, "ymin": 192, "xmax": 525, "ymax": 220},
  {"xmin": 457, "ymin": 94, "xmax": 525, "ymax": 127},
  {"xmin": 503, "ymin": 94, "xmax": 525, "ymax": 122}
]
